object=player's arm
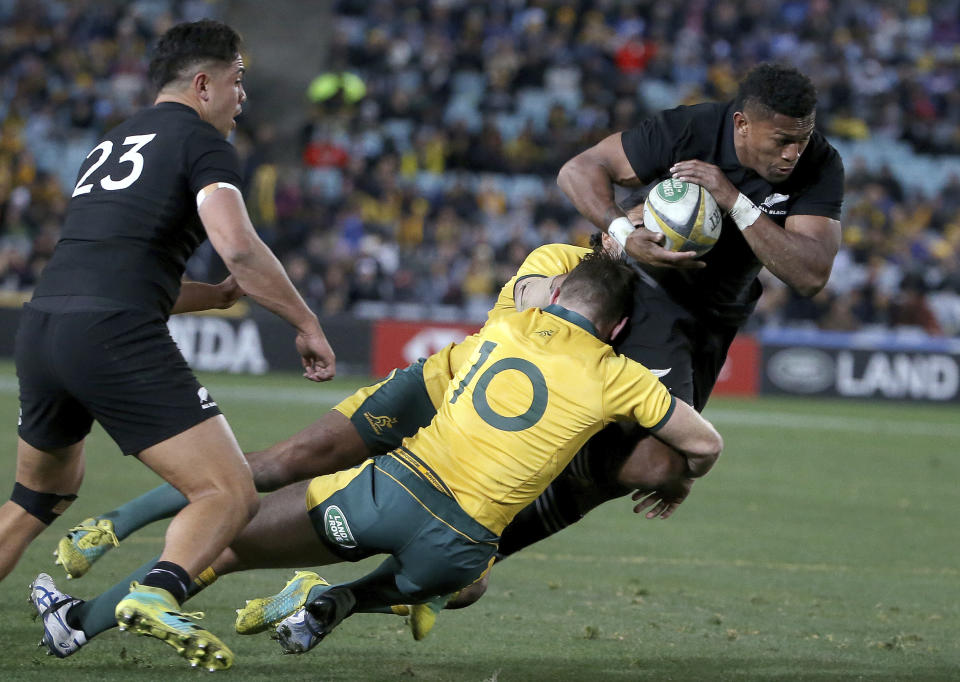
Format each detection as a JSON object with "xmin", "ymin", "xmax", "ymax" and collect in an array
[
  {"xmin": 610, "ymin": 361, "xmax": 722, "ymax": 477},
  {"xmin": 670, "ymin": 160, "xmax": 841, "ymax": 296},
  {"xmin": 170, "ymin": 275, "xmax": 244, "ymax": 314},
  {"xmin": 197, "ymin": 184, "xmax": 335, "ymax": 381},
  {"xmin": 514, "ymin": 274, "xmax": 566, "ymax": 311},
  {"xmin": 558, "ymin": 133, "xmax": 704, "ymax": 269},
  {"xmin": 650, "ymin": 398, "xmax": 723, "ymax": 478}
]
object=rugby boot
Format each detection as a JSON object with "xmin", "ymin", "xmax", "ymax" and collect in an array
[
  {"xmin": 54, "ymin": 517, "xmax": 119, "ymax": 579},
  {"xmin": 235, "ymin": 570, "xmax": 329, "ymax": 634},
  {"xmin": 115, "ymin": 582, "xmax": 233, "ymax": 671}
]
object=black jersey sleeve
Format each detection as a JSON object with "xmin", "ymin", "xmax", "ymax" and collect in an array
[
  {"xmin": 184, "ymin": 125, "xmax": 244, "ymax": 196},
  {"xmin": 788, "ymin": 141, "xmax": 844, "ymax": 220},
  {"xmin": 620, "ymin": 107, "xmax": 696, "ymax": 184}
]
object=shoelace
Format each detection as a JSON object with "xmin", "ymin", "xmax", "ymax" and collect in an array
[
  {"xmin": 68, "ymin": 521, "xmax": 119, "ymax": 548},
  {"xmin": 33, "ymin": 596, "xmax": 76, "ymax": 622}
]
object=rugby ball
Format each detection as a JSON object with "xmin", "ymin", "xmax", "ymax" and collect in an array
[{"xmin": 642, "ymin": 179, "xmax": 722, "ymax": 256}]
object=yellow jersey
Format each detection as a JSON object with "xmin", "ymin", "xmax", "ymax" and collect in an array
[
  {"xmin": 399, "ymin": 303, "xmax": 675, "ymax": 535},
  {"xmin": 421, "ymin": 243, "xmax": 590, "ymax": 408}
]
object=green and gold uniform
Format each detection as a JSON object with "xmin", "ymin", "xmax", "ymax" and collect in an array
[
  {"xmin": 332, "ymin": 244, "xmax": 590, "ymax": 451},
  {"xmin": 306, "ymin": 302, "xmax": 675, "ymax": 601}
]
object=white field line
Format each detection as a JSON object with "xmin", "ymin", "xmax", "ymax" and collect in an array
[{"xmin": 0, "ymin": 376, "xmax": 957, "ymax": 438}]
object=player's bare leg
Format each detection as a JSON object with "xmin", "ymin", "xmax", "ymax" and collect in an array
[
  {"xmin": 212, "ymin": 480, "xmax": 343, "ymax": 635},
  {"xmin": 136, "ymin": 415, "xmax": 258, "ymax": 578},
  {"xmin": 52, "ymin": 409, "xmax": 369, "ymax": 580},
  {"xmin": 108, "ymin": 416, "xmax": 257, "ymax": 671},
  {"xmin": 0, "ymin": 438, "xmax": 84, "ymax": 581},
  {"xmin": 214, "ymin": 480, "xmax": 338, "ymax": 573},
  {"xmin": 245, "ymin": 410, "xmax": 368, "ymax": 492}
]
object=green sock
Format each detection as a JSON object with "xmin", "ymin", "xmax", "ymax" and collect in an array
[
  {"xmin": 67, "ymin": 555, "xmax": 158, "ymax": 638},
  {"xmin": 101, "ymin": 484, "xmax": 188, "ymax": 540},
  {"xmin": 66, "ymin": 555, "xmax": 218, "ymax": 639}
]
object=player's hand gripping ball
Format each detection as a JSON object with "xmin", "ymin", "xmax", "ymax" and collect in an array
[{"xmin": 643, "ymin": 179, "xmax": 722, "ymax": 257}]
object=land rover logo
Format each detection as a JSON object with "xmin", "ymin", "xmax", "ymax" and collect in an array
[
  {"xmin": 323, "ymin": 505, "xmax": 357, "ymax": 548},
  {"xmin": 767, "ymin": 348, "xmax": 835, "ymax": 394}
]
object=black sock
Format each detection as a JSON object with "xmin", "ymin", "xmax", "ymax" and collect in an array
[{"xmin": 141, "ymin": 560, "xmax": 191, "ymax": 604}]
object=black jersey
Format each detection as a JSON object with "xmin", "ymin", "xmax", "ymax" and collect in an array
[
  {"xmin": 621, "ymin": 101, "xmax": 844, "ymax": 326},
  {"xmin": 33, "ymin": 102, "xmax": 242, "ymax": 318}
]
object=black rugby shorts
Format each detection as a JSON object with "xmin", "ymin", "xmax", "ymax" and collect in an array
[{"xmin": 15, "ymin": 304, "xmax": 222, "ymax": 454}]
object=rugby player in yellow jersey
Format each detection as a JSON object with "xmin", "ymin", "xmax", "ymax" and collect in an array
[
  {"xmin": 31, "ymin": 252, "xmax": 722, "ymax": 659},
  {"xmin": 245, "ymin": 250, "xmax": 722, "ymax": 653}
]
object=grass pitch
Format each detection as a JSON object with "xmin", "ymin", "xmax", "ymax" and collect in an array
[{"xmin": 0, "ymin": 362, "xmax": 957, "ymax": 681}]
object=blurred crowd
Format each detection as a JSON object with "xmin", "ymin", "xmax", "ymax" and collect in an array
[{"xmin": 2, "ymin": 0, "xmax": 960, "ymax": 336}]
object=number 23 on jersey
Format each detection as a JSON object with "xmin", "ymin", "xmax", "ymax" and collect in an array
[{"xmin": 72, "ymin": 134, "xmax": 156, "ymax": 197}]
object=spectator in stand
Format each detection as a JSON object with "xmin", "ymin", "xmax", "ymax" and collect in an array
[{"xmin": 6, "ymin": 0, "xmax": 960, "ymax": 337}]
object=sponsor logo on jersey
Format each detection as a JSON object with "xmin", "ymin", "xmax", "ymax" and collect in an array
[
  {"xmin": 535, "ymin": 329, "xmax": 556, "ymax": 337},
  {"xmin": 760, "ymin": 193, "xmax": 790, "ymax": 216},
  {"xmin": 363, "ymin": 412, "xmax": 398, "ymax": 435},
  {"xmin": 649, "ymin": 367, "xmax": 672, "ymax": 378},
  {"xmin": 198, "ymin": 386, "xmax": 218, "ymax": 409},
  {"xmin": 323, "ymin": 505, "xmax": 357, "ymax": 548},
  {"xmin": 656, "ymin": 178, "xmax": 688, "ymax": 202}
]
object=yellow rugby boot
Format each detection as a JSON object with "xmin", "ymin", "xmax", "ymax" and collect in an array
[
  {"xmin": 54, "ymin": 518, "xmax": 119, "ymax": 579},
  {"xmin": 235, "ymin": 570, "xmax": 329, "ymax": 635},
  {"xmin": 115, "ymin": 583, "xmax": 233, "ymax": 671}
]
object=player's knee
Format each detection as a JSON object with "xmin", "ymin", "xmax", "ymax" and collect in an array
[
  {"xmin": 9, "ymin": 482, "xmax": 78, "ymax": 525},
  {"xmin": 235, "ymin": 481, "xmax": 260, "ymax": 522},
  {"xmin": 198, "ymin": 471, "xmax": 259, "ymax": 523}
]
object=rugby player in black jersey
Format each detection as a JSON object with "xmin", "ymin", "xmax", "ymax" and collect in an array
[
  {"xmin": 533, "ymin": 61, "xmax": 843, "ymax": 535},
  {"xmin": 7, "ymin": 20, "xmax": 334, "ymax": 670}
]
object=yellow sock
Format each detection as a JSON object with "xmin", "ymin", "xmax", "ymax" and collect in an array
[{"xmin": 193, "ymin": 567, "xmax": 218, "ymax": 590}]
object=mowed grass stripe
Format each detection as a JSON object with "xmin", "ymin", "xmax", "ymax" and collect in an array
[{"xmin": 509, "ymin": 551, "xmax": 960, "ymax": 578}]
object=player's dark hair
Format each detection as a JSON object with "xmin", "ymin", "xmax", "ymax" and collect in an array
[
  {"xmin": 557, "ymin": 252, "xmax": 636, "ymax": 337},
  {"xmin": 149, "ymin": 19, "xmax": 242, "ymax": 91},
  {"xmin": 735, "ymin": 62, "xmax": 816, "ymax": 120},
  {"xmin": 589, "ymin": 231, "xmax": 603, "ymax": 253}
]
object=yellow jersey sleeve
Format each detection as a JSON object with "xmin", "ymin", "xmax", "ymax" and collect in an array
[
  {"xmin": 601, "ymin": 355, "xmax": 676, "ymax": 431},
  {"xmin": 487, "ymin": 244, "xmax": 591, "ymax": 323}
]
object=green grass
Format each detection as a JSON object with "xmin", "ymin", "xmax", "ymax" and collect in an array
[{"xmin": 0, "ymin": 362, "xmax": 958, "ymax": 681}]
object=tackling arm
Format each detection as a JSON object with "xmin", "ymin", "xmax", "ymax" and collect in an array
[
  {"xmin": 652, "ymin": 399, "xmax": 723, "ymax": 479},
  {"xmin": 514, "ymin": 274, "xmax": 566, "ymax": 311}
]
